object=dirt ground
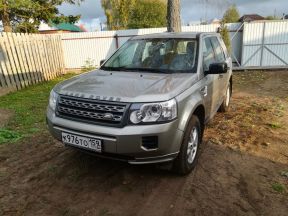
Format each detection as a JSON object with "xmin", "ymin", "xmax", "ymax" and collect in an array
[{"xmin": 0, "ymin": 71, "xmax": 287, "ymax": 216}]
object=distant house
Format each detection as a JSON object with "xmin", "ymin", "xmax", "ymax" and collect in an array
[
  {"xmin": 239, "ymin": 14, "xmax": 265, "ymax": 22},
  {"xmin": 39, "ymin": 22, "xmax": 85, "ymax": 34},
  {"xmin": 285, "ymin": 14, "xmax": 288, "ymax": 20}
]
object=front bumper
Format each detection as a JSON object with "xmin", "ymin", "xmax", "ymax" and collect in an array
[{"xmin": 47, "ymin": 107, "xmax": 184, "ymax": 164}]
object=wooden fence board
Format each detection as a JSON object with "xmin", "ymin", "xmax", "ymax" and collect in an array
[
  {"xmin": 13, "ymin": 33, "xmax": 30, "ymax": 86},
  {"xmin": 35, "ymin": 34, "xmax": 47, "ymax": 81},
  {"xmin": 55, "ymin": 35, "xmax": 65, "ymax": 74},
  {"xmin": 39, "ymin": 36, "xmax": 50, "ymax": 80},
  {"xmin": 1, "ymin": 33, "xmax": 22, "ymax": 90},
  {"xmin": 0, "ymin": 32, "xmax": 64, "ymax": 93},
  {"xmin": 48, "ymin": 35, "xmax": 57, "ymax": 77},
  {"xmin": 6, "ymin": 32, "xmax": 27, "ymax": 88},
  {"xmin": 53, "ymin": 36, "xmax": 61, "ymax": 76},
  {"xmin": 0, "ymin": 61, "xmax": 6, "ymax": 88},
  {"xmin": 24, "ymin": 34, "xmax": 38, "ymax": 84},
  {"xmin": 20, "ymin": 33, "xmax": 35, "ymax": 85},
  {"xmin": 0, "ymin": 38, "xmax": 16, "ymax": 90}
]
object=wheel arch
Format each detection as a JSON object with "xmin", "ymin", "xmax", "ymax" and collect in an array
[{"xmin": 178, "ymin": 102, "xmax": 205, "ymax": 134}]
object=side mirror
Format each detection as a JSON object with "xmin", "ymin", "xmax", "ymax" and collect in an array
[
  {"xmin": 100, "ymin": 59, "xmax": 105, "ymax": 66},
  {"xmin": 207, "ymin": 62, "xmax": 228, "ymax": 75}
]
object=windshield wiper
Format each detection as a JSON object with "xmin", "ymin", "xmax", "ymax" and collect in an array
[
  {"xmin": 101, "ymin": 66, "xmax": 170, "ymax": 73},
  {"xmin": 101, "ymin": 66, "xmax": 132, "ymax": 71}
]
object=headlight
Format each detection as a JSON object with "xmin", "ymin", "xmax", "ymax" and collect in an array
[
  {"xmin": 49, "ymin": 90, "xmax": 58, "ymax": 110},
  {"xmin": 129, "ymin": 99, "xmax": 177, "ymax": 124}
]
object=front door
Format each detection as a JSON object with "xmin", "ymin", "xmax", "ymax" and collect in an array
[
  {"xmin": 200, "ymin": 36, "xmax": 220, "ymax": 119},
  {"xmin": 210, "ymin": 36, "xmax": 230, "ymax": 103}
]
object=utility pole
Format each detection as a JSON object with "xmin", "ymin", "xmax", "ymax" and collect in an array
[{"xmin": 167, "ymin": 0, "xmax": 182, "ymax": 32}]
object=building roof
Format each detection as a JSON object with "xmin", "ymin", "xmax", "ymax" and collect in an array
[
  {"xmin": 239, "ymin": 14, "xmax": 265, "ymax": 22},
  {"xmin": 51, "ymin": 22, "xmax": 83, "ymax": 32},
  {"xmin": 39, "ymin": 22, "xmax": 84, "ymax": 32}
]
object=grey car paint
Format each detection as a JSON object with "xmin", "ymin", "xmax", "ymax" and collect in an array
[
  {"xmin": 47, "ymin": 32, "xmax": 232, "ymax": 164},
  {"xmin": 54, "ymin": 70, "xmax": 199, "ymax": 103}
]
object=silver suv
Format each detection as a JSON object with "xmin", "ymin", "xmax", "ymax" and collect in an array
[{"xmin": 47, "ymin": 32, "xmax": 232, "ymax": 174}]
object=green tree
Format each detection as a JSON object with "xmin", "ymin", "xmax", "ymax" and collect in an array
[
  {"xmin": 101, "ymin": 0, "xmax": 136, "ymax": 30},
  {"xmin": 219, "ymin": 24, "xmax": 231, "ymax": 53},
  {"xmin": 222, "ymin": 4, "xmax": 240, "ymax": 23},
  {"xmin": 52, "ymin": 15, "xmax": 81, "ymax": 25},
  {"xmin": 101, "ymin": 0, "xmax": 166, "ymax": 30},
  {"xmin": 128, "ymin": 0, "xmax": 166, "ymax": 29},
  {"xmin": 0, "ymin": 0, "xmax": 83, "ymax": 33}
]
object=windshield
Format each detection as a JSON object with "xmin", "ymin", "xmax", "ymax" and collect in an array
[{"xmin": 101, "ymin": 38, "xmax": 198, "ymax": 73}]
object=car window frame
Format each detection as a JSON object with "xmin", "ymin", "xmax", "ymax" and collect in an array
[
  {"xmin": 201, "ymin": 36, "xmax": 217, "ymax": 73},
  {"xmin": 210, "ymin": 36, "xmax": 226, "ymax": 63}
]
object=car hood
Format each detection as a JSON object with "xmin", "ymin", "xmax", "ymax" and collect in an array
[{"xmin": 54, "ymin": 69, "xmax": 199, "ymax": 103}]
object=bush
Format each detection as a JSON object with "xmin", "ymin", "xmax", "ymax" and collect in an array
[
  {"xmin": 81, "ymin": 58, "xmax": 96, "ymax": 72},
  {"xmin": 219, "ymin": 24, "xmax": 231, "ymax": 54}
]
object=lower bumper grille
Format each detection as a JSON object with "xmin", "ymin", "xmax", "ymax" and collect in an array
[{"xmin": 56, "ymin": 95, "xmax": 129, "ymax": 127}]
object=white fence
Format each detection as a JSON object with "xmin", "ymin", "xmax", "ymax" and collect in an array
[
  {"xmin": 60, "ymin": 23, "xmax": 242, "ymax": 69},
  {"xmin": 60, "ymin": 20, "xmax": 288, "ymax": 69}
]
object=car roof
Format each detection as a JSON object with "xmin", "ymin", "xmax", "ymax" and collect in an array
[{"xmin": 130, "ymin": 32, "xmax": 219, "ymax": 40}]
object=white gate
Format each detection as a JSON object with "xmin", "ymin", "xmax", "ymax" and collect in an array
[{"xmin": 241, "ymin": 21, "xmax": 288, "ymax": 68}]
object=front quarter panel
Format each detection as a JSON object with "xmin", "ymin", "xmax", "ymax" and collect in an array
[{"xmin": 176, "ymin": 79, "xmax": 205, "ymax": 132}]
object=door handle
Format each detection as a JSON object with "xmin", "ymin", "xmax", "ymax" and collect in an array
[
  {"xmin": 218, "ymin": 74, "xmax": 224, "ymax": 79},
  {"xmin": 200, "ymin": 86, "xmax": 207, "ymax": 97}
]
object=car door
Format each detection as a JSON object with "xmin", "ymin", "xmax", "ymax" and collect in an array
[
  {"xmin": 200, "ymin": 36, "xmax": 220, "ymax": 119},
  {"xmin": 210, "ymin": 36, "xmax": 231, "ymax": 104}
]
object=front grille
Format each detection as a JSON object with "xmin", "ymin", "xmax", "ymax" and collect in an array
[{"xmin": 56, "ymin": 95, "xmax": 129, "ymax": 127}]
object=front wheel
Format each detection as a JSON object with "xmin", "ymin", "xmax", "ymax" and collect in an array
[
  {"xmin": 219, "ymin": 82, "xmax": 231, "ymax": 112},
  {"xmin": 173, "ymin": 115, "xmax": 202, "ymax": 175}
]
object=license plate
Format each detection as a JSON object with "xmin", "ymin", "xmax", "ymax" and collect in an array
[{"xmin": 62, "ymin": 132, "xmax": 102, "ymax": 152}]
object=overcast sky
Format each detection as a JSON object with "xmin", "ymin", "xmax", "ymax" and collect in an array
[{"xmin": 58, "ymin": 0, "xmax": 288, "ymax": 31}]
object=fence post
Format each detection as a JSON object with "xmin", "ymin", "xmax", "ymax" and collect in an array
[
  {"xmin": 260, "ymin": 22, "xmax": 266, "ymax": 67},
  {"xmin": 115, "ymin": 34, "xmax": 119, "ymax": 49}
]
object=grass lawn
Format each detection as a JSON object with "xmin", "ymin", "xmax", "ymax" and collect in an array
[{"xmin": 0, "ymin": 73, "xmax": 77, "ymax": 144}]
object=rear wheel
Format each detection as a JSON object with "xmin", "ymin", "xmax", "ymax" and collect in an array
[
  {"xmin": 173, "ymin": 115, "xmax": 202, "ymax": 175},
  {"xmin": 219, "ymin": 82, "xmax": 231, "ymax": 112}
]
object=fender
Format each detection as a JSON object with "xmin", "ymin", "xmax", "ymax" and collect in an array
[{"xmin": 176, "ymin": 83, "xmax": 205, "ymax": 132}]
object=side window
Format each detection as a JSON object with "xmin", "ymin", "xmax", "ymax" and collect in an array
[
  {"xmin": 202, "ymin": 37, "xmax": 216, "ymax": 72},
  {"xmin": 210, "ymin": 37, "xmax": 226, "ymax": 63}
]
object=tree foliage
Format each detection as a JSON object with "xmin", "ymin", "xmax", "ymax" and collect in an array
[
  {"xmin": 222, "ymin": 4, "xmax": 240, "ymax": 23},
  {"xmin": 0, "ymin": 0, "xmax": 83, "ymax": 33},
  {"xmin": 101, "ymin": 0, "xmax": 166, "ymax": 30},
  {"xmin": 219, "ymin": 4, "xmax": 239, "ymax": 53},
  {"xmin": 128, "ymin": 0, "xmax": 166, "ymax": 29},
  {"xmin": 219, "ymin": 25, "xmax": 231, "ymax": 53},
  {"xmin": 265, "ymin": 16, "xmax": 279, "ymax": 20}
]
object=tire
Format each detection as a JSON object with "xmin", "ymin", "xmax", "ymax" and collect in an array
[
  {"xmin": 172, "ymin": 115, "xmax": 202, "ymax": 175},
  {"xmin": 219, "ymin": 81, "xmax": 231, "ymax": 113}
]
